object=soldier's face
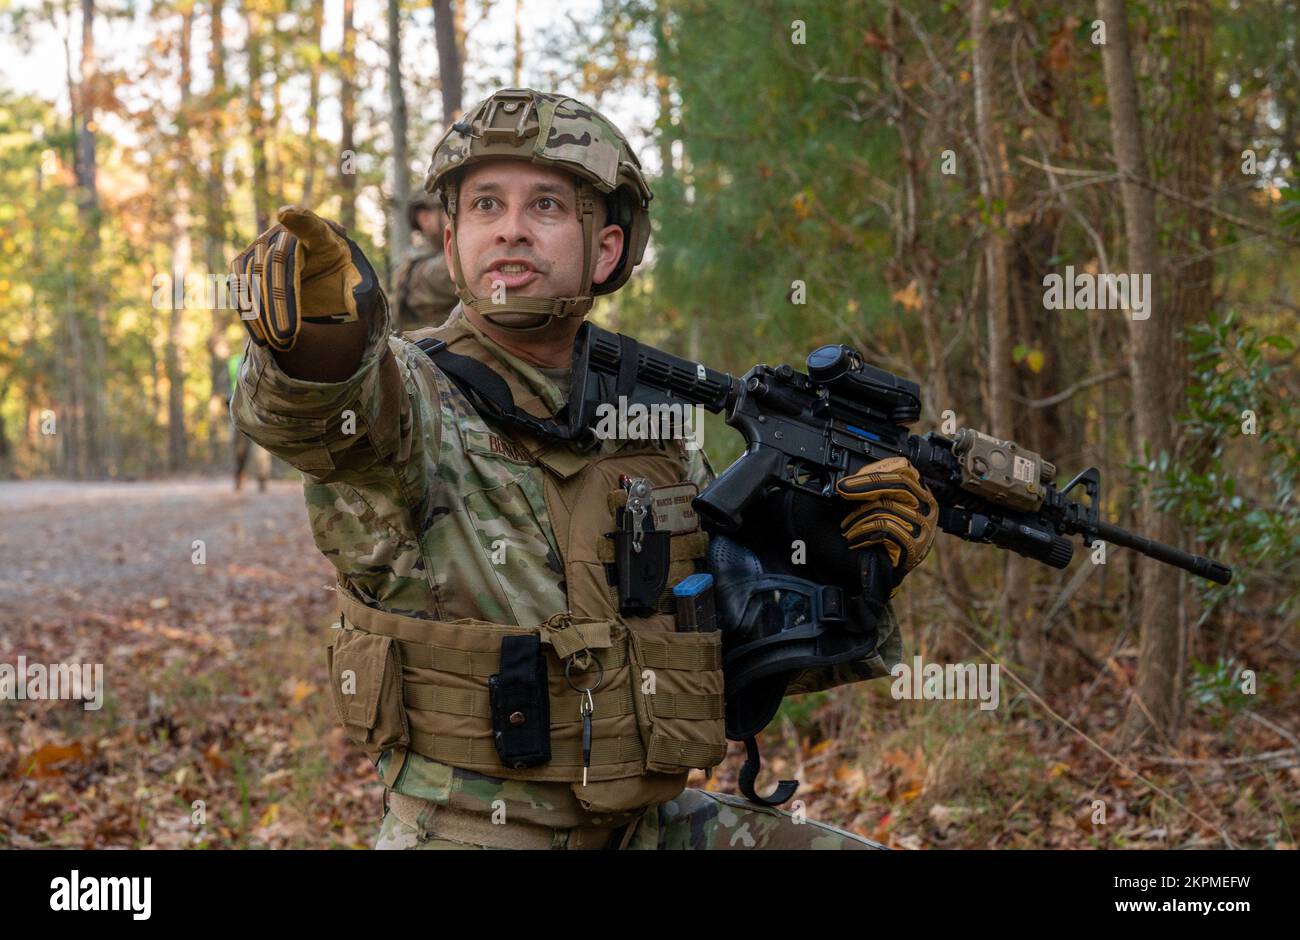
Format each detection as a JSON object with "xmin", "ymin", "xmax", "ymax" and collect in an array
[{"xmin": 446, "ymin": 162, "xmax": 624, "ymax": 312}]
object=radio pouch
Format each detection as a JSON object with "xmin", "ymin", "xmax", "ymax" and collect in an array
[{"xmin": 489, "ymin": 633, "xmax": 552, "ymax": 769}]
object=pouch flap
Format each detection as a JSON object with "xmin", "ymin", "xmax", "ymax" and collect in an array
[
  {"xmin": 331, "ymin": 631, "xmax": 396, "ymax": 729},
  {"xmin": 534, "ymin": 443, "xmax": 590, "ymax": 480}
]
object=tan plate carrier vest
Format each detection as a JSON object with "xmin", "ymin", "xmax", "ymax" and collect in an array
[{"xmin": 326, "ymin": 317, "xmax": 728, "ymax": 815}]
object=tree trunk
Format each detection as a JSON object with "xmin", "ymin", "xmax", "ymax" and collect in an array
[
  {"xmin": 972, "ymin": 0, "xmax": 1023, "ymax": 633},
  {"xmin": 148, "ymin": 330, "xmax": 163, "ymax": 474},
  {"xmin": 388, "ymin": 0, "xmax": 411, "ymax": 270},
  {"xmin": 1148, "ymin": 0, "xmax": 1215, "ymax": 733},
  {"xmin": 1097, "ymin": 0, "xmax": 1182, "ymax": 744},
  {"xmin": 513, "ymin": 0, "xmax": 523, "ymax": 86},
  {"xmin": 1278, "ymin": 2, "xmax": 1300, "ymax": 169},
  {"xmin": 206, "ymin": 0, "xmax": 232, "ymax": 467},
  {"xmin": 433, "ymin": 0, "xmax": 463, "ymax": 127},
  {"xmin": 652, "ymin": 1, "xmax": 675, "ymax": 188},
  {"xmin": 340, "ymin": 0, "xmax": 357, "ymax": 232},
  {"xmin": 887, "ymin": 1, "xmax": 951, "ymax": 419},
  {"xmin": 29, "ymin": 155, "xmax": 52, "ymax": 475},
  {"xmin": 246, "ymin": 0, "xmax": 270, "ymax": 233},
  {"xmin": 269, "ymin": 32, "xmax": 284, "ymax": 212},
  {"xmin": 59, "ymin": 41, "xmax": 84, "ymax": 477},
  {"xmin": 971, "ymin": 0, "xmax": 1013, "ymax": 440},
  {"xmin": 62, "ymin": 281, "xmax": 86, "ymax": 477},
  {"xmin": 301, "ymin": 1, "xmax": 324, "ymax": 205},
  {"xmin": 75, "ymin": 0, "xmax": 109, "ymax": 477},
  {"xmin": 1152, "ymin": 0, "xmax": 1214, "ymax": 429},
  {"xmin": 167, "ymin": 5, "xmax": 194, "ymax": 474},
  {"xmin": 1011, "ymin": 219, "xmax": 1066, "ymax": 457}
]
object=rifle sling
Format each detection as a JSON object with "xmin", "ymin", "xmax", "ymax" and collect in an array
[
  {"xmin": 417, "ymin": 336, "xmax": 581, "ymax": 443},
  {"xmin": 418, "ymin": 331, "xmax": 644, "ymax": 447}
]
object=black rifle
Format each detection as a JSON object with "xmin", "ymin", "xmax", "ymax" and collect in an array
[{"xmin": 569, "ymin": 322, "xmax": 1233, "ymax": 588}]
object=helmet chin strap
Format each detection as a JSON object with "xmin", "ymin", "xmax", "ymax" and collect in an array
[{"xmin": 446, "ymin": 179, "xmax": 598, "ymax": 333}]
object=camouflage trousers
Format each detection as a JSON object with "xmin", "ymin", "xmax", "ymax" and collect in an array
[{"xmin": 375, "ymin": 787, "xmax": 885, "ymax": 850}]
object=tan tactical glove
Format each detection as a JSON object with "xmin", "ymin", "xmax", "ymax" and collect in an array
[
  {"xmin": 230, "ymin": 205, "xmax": 380, "ymax": 352},
  {"xmin": 836, "ymin": 456, "xmax": 938, "ymax": 590}
]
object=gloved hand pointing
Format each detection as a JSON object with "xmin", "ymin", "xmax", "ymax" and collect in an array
[{"xmin": 230, "ymin": 205, "xmax": 381, "ymax": 352}]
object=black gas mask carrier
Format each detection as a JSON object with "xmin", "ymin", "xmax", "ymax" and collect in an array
[{"xmin": 706, "ymin": 529, "xmax": 892, "ymax": 806}]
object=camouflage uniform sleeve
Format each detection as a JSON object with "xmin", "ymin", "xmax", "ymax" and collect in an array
[
  {"xmin": 390, "ymin": 256, "xmax": 415, "ymax": 302},
  {"xmin": 230, "ymin": 300, "xmax": 433, "ymax": 485},
  {"xmin": 681, "ymin": 438, "xmax": 717, "ymax": 492},
  {"xmin": 404, "ymin": 256, "xmax": 457, "ymax": 323}
]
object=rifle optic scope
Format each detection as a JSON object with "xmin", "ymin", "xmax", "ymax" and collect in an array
[{"xmin": 806, "ymin": 345, "xmax": 922, "ymax": 424}]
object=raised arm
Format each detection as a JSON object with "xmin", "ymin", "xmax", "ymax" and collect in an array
[{"xmin": 228, "ymin": 205, "xmax": 436, "ymax": 483}]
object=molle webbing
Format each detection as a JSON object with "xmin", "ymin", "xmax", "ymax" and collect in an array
[
  {"xmin": 401, "ymin": 683, "xmax": 722, "ymax": 724},
  {"xmin": 404, "ymin": 682, "xmax": 633, "ymax": 718},
  {"xmin": 395, "ymin": 635, "xmax": 630, "ymax": 676},
  {"xmin": 335, "ymin": 590, "xmax": 726, "ymax": 784},
  {"xmin": 649, "ymin": 737, "xmax": 725, "ymax": 769},
  {"xmin": 634, "ymin": 634, "xmax": 721, "ymax": 672},
  {"xmin": 407, "ymin": 733, "xmax": 647, "ymax": 770},
  {"xmin": 596, "ymin": 530, "xmax": 710, "ymax": 615},
  {"xmin": 596, "ymin": 531, "xmax": 709, "ymax": 565}
]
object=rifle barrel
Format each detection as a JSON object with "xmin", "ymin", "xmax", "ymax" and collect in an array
[{"xmin": 1093, "ymin": 520, "xmax": 1232, "ymax": 585}]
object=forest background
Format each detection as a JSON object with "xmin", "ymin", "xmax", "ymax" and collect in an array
[{"xmin": 0, "ymin": 0, "xmax": 1295, "ymax": 849}]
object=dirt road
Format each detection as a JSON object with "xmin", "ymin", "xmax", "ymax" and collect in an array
[
  {"xmin": 0, "ymin": 479, "xmax": 333, "ymax": 622},
  {"xmin": 0, "ymin": 479, "xmax": 374, "ymax": 849}
]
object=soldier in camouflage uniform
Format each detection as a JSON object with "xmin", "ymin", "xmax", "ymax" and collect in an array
[
  {"xmin": 390, "ymin": 193, "xmax": 459, "ymax": 332},
  {"xmin": 229, "ymin": 88, "xmax": 938, "ymax": 850}
]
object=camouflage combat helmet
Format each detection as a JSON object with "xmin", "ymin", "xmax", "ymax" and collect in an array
[{"xmin": 424, "ymin": 88, "xmax": 653, "ymax": 330}]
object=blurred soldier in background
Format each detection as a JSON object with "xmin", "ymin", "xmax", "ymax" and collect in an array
[
  {"xmin": 229, "ymin": 351, "xmax": 271, "ymax": 492},
  {"xmin": 390, "ymin": 193, "xmax": 459, "ymax": 332}
]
